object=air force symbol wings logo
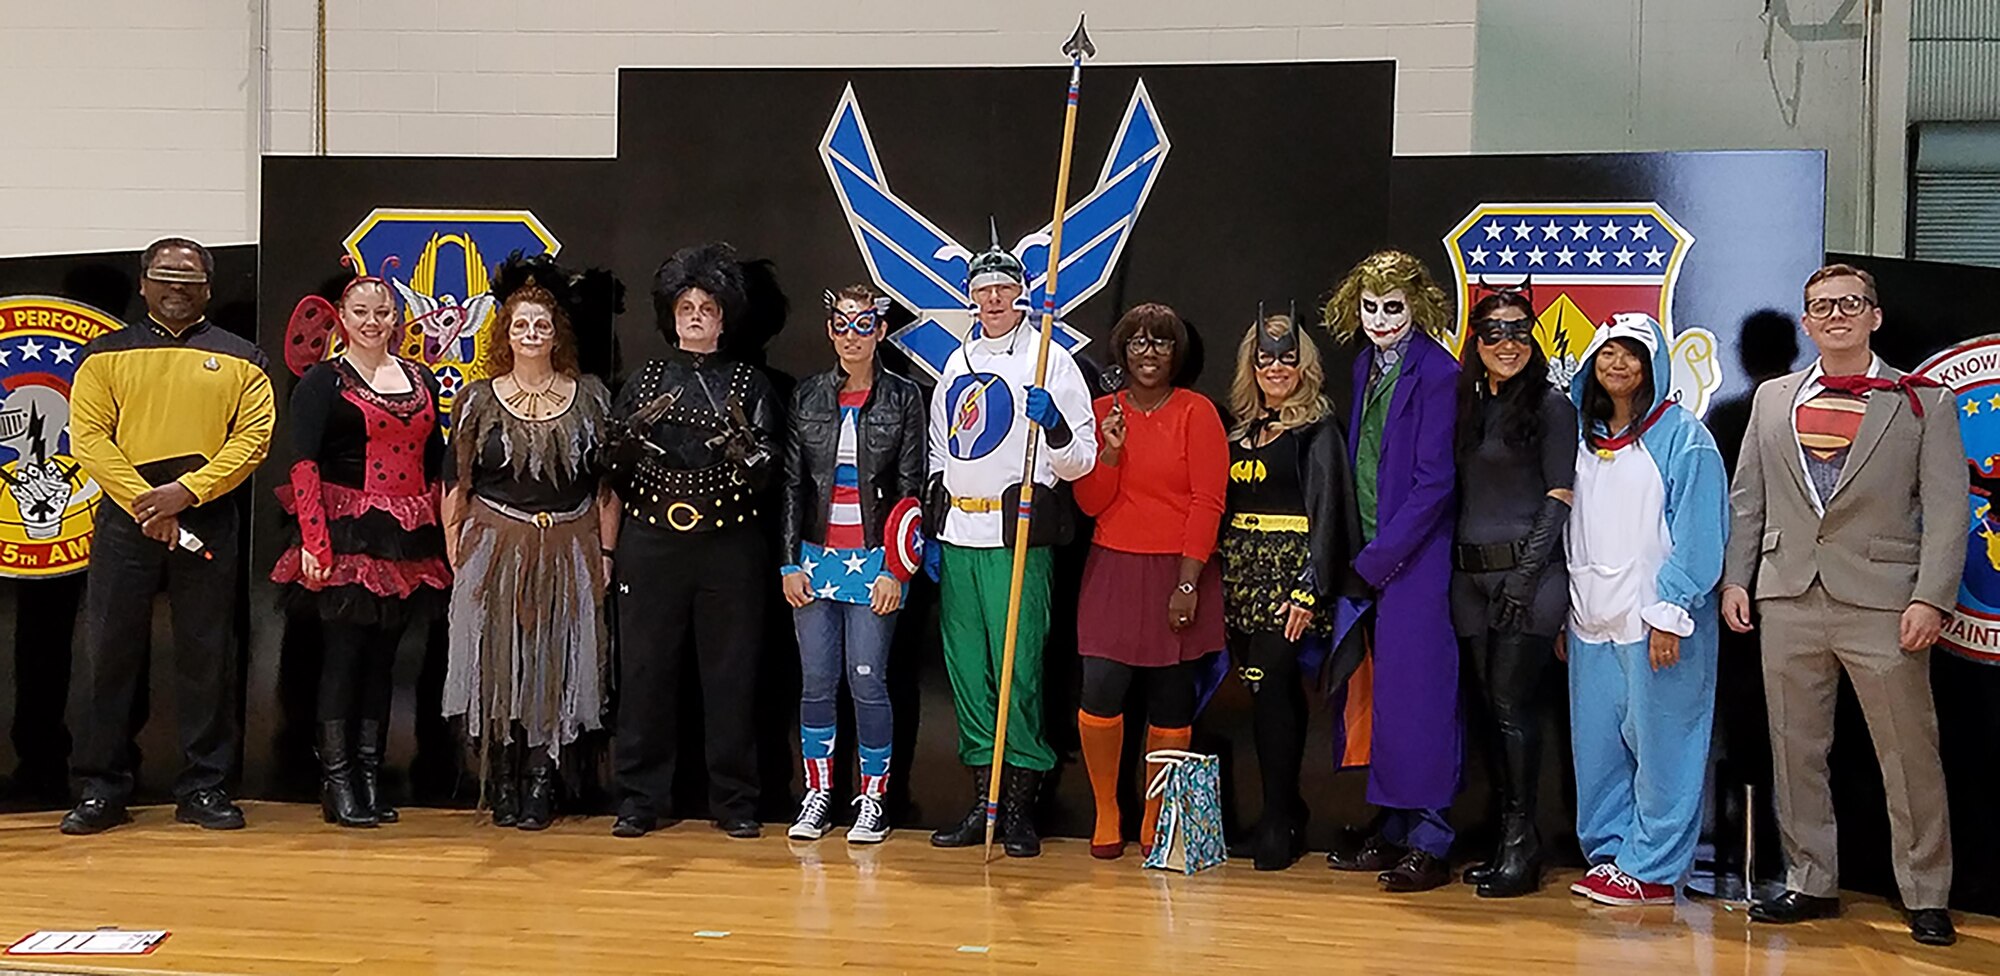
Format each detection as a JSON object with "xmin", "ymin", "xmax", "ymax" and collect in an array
[
  {"xmin": 819, "ymin": 81, "xmax": 1171, "ymax": 380},
  {"xmin": 1445, "ymin": 203, "xmax": 1723, "ymax": 417},
  {"xmin": 341, "ymin": 209, "xmax": 560, "ymax": 427}
]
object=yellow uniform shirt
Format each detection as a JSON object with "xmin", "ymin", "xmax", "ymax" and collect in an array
[{"xmin": 68, "ymin": 316, "xmax": 276, "ymax": 515}]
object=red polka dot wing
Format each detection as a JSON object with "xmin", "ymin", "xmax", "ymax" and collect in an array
[{"xmin": 285, "ymin": 295, "xmax": 338, "ymax": 378}]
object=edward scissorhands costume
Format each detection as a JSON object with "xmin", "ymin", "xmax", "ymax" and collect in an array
[
  {"xmin": 607, "ymin": 242, "xmax": 782, "ymax": 840},
  {"xmin": 925, "ymin": 230, "xmax": 1096, "ymax": 858},
  {"xmin": 441, "ymin": 253, "xmax": 621, "ymax": 831}
]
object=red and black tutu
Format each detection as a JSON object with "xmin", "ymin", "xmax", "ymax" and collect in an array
[{"xmin": 269, "ymin": 358, "xmax": 451, "ymax": 628}]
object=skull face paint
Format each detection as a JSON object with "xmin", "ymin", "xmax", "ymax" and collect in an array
[{"xmin": 1360, "ymin": 289, "xmax": 1412, "ymax": 349}]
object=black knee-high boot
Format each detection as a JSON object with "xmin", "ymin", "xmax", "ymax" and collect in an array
[
  {"xmin": 1469, "ymin": 630, "xmax": 1552, "ymax": 897},
  {"xmin": 317, "ymin": 720, "xmax": 376, "ymax": 828},
  {"xmin": 354, "ymin": 719, "xmax": 397, "ymax": 824}
]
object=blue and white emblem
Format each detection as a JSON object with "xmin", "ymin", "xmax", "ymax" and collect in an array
[{"xmin": 819, "ymin": 80, "xmax": 1171, "ymax": 379}]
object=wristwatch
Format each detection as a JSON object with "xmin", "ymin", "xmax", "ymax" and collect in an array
[{"xmin": 1176, "ymin": 580, "xmax": 1197, "ymax": 595}]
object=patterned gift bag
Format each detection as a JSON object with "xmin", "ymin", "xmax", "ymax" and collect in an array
[{"xmin": 1142, "ymin": 749, "xmax": 1226, "ymax": 874}]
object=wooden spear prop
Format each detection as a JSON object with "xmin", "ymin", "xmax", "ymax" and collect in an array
[{"xmin": 984, "ymin": 12, "xmax": 1096, "ymax": 861}]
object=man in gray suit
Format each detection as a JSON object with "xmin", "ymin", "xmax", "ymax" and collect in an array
[{"xmin": 1721, "ymin": 264, "xmax": 1966, "ymax": 947}]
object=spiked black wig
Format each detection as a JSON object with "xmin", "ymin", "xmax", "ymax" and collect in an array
[{"xmin": 652, "ymin": 242, "xmax": 749, "ymax": 335}]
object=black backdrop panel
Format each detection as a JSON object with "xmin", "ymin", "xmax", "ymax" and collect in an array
[
  {"xmin": 613, "ymin": 63, "xmax": 1398, "ymax": 394},
  {"xmin": 0, "ymin": 243, "xmax": 256, "ymax": 811}
]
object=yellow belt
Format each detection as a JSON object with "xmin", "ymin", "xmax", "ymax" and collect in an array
[
  {"xmin": 951, "ymin": 496, "xmax": 1005, "ymax": 514},
  {"xmin": 1230, "ymin": 512, "xmax": 1309, "ymax": 533}
]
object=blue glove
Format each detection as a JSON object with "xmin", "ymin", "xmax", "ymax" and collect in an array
[
  {"xmin": 922, "ymin": 535, "xmax": 943, "ymax": 582},
  {"xmin": 1024, "ymin": 386, "xmax": 1064, "ymax": 430}
]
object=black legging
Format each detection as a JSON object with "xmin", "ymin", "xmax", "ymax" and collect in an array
[
  {"xmin": 1230, "ymin": 629, "xmax": 1306, "ymax": 824},
  {"xmin": 318, "ymin": 620, "xmax": 400, "ymax": 724},
  {"xmin": 1462, "ymin": 629, "xmax": 1555, "ymax": 825},
  {"xmin": 1078, "ymin": 658, "xmax": 1198, "ymax": 727}
]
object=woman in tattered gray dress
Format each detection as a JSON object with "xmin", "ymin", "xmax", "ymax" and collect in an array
[{"xmin": 441, "ymin": 265, "xmax": 618, "ymax": 830}]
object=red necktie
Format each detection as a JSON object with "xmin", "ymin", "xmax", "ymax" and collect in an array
[{"xmin": 1816, "ymin": 373, "xmax": 1942, "ymax": 417}]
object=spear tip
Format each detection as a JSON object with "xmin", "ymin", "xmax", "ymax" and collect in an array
[{"xmin": 1063, "ymin": 13, "xmax": 1095, "ymax": 61}]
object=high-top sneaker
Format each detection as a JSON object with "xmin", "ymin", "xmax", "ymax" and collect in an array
[
  {"xmin": 789, "ymin": 788, "xmax": 834, "ymax": 840},
  {"xmin": 847, "ymin": 793, "xmax": 889, "ymax": 844}
]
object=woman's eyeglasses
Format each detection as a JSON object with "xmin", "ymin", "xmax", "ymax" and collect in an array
[
  {"xmin": 1473, "ymin": 320, "xmax": 1535, "ymax": 347},
  {"xmin": 1125, "ymin": 335, "xmax": 1176, "ymax": 355},
  {"xmin": 1804, "ymin": 294, "xmax": 1875, "ymax": 320}
]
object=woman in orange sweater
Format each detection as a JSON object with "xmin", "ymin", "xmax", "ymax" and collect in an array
[{"xmin": 1072, "ymin": 303, "xmax": 1230, "ymax": 859}]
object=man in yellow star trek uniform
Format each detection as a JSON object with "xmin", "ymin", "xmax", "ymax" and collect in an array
[{"xmin": 60, "ymin": 238, "xmax": 275, "ymax": 835}]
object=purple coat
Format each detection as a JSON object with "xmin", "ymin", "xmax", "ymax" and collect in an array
[{"xmin": 1342, "ymin": 334, "xmax": 1462, "ymax": 811}]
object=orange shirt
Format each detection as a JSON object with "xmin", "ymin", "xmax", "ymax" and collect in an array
[{"xmin": 1073, "ymin": 388, "xmax": 1229, "ymax": 562}]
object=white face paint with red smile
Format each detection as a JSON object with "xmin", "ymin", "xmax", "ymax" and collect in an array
[{"xmin": 1359, "ymin": 288, "xmax": 1413, "ymax": 349}]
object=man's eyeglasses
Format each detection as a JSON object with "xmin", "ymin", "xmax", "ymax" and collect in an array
[
  {"xmin": 1125, "ymin": 335, "xmax": 1176, "ymax": 355},
  {"xmin": 1254, "ymin": 350, "xmax": 1301, "ymax": 369},
  {"xmin": 1805, "ymin": 294, "xmax": 1876, "ymax": 320},
  {"xmin": 1473, "ymin": 319, "xmax": 1535, "ymax": 347},
  {"xmin": 829, "ymin": 309, "xmax": 880, "ymax": 336}
]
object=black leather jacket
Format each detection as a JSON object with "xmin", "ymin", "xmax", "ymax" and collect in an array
[
  {"xmin": 781, "ymin": 363, "xmax": 926, "ymax": 560},
  {"xmin": 606, "ymin": 347, "xmax": 780, "ymax": 532}
]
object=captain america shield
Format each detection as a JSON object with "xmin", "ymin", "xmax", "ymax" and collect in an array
[{"xmin": 887, "ymin": 496, "xmax": 924, "ymax": 581}]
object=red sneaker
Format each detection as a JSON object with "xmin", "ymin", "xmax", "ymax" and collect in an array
[
  {"xmin": 1570, "ymin": 863, "xmax": 1617, "ymax": 897},
  {"xmin": 1584, "ymin": 866, "xmax": 1676, "ymax": 907}
]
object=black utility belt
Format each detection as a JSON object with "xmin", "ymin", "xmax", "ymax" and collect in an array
[
  {"xmin": 1453, "ymin": 538, "xmax": 1526, "ymax": 573},
  {"xmin": 622, "ymin": 491, "xmax": 760, "ymax": 533}
]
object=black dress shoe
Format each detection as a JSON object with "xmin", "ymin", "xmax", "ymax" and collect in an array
[
  {"xmin": 1748, "ymin": 890, "xmax": 1841, "ymax": 924},
  {"xmin": 59, "ymin": 797, "xmax": 131, "ymax": 835},
  {"xmin": 611, "ymin": 812, "xmax": 657, "ymax": 838},
  {"xmin": 1327, "ymin": 834, "xmax": 1405, "ymax": 872},
  {"xmin": 717, "ymin": 817, "xmax": 761, "ymax": 839},
  {"xmin": 175, "ymin": 789, "xmax": 246, "ymax": 830},
  {"xmin": 1909, "ymin": 908, "xmax": 1956, "ymax": 947},
  {"xmin": 1379, "ymin": 849, "xmax": 1452, "ymax": 893}
]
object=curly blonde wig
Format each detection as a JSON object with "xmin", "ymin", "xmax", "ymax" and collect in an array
[{"xmin": 1322, "ymin": 249, "xmax": 1453, "ymax": 344}]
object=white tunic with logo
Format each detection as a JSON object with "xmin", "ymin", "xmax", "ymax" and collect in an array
[{"xmin": 926, "ymin": 318, "xmax": 1097, "ymax": 548}]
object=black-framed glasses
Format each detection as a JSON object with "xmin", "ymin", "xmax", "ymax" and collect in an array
[
  {"xmin": 1804, "ymin": 294, "xmax": 1876, "ymax": 320},
  {"xmin": 1125, "ymin": 335, "xmax": 1176, "ymax": 355},
  {"xmin": 829, "ymin": 309, "xmax": 881, "ymax": 336},
  {"xmin": 1473, "ymin": 319, "xmax": 1535, "ymax": 347},
  {"xmin": 1254, "ymin": 350, "xmax": 1300, "ymax": 369}
]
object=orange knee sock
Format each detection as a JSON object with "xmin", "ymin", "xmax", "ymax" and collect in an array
[
  {"xmin": 1140, "ymin": 725, "xmax": 1193, "ymax": 854},
  {"xmin": 1077, "ymin": 710, "xmax": 1125, "ymax": 856}
]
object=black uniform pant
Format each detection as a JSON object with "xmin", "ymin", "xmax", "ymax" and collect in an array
[
  {"xmin": 71, "ymin": 505, "xmax": 239, "ymax": 804},
  {"xmin": 613, "ymin": 521, "xmax": 764, "ymax": 822}
]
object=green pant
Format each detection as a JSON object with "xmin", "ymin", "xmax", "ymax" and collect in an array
[{"xmin": 939, "ymin": 542, "xmax": 1057, "ymax": 772}]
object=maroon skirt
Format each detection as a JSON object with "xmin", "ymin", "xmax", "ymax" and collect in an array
[{"xmin": 1076, "ymin": 545, "xmax": 1227, "ymax": 667}]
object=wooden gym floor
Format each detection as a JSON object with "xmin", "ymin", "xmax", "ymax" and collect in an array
[{"xmin": 0, "ymin": 803, "xmax": 1994, "ymax": 975}]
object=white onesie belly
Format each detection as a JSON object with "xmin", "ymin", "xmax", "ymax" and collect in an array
[{"xmin": 1567, "ymin": 440, "xmax": 1673, "ymax": 645}]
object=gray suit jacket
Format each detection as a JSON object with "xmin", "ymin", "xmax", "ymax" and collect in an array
[{"xmin": 1723, "ymin": 363, "xmax": 1968, "ymax": 612}]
